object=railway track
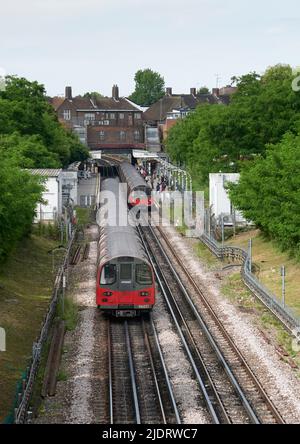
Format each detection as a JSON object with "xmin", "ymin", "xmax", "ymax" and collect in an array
[
  {"xmin": 139, "ymin": 222, "xmax": 285, "ymax": 424},
  {"xmin": 108, "ymin": 316, "xmax": 180, "ymax": 424}
]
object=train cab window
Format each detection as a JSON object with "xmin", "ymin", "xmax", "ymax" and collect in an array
[
  {"xmin": 100, "ymin": 264, "xmax": 116, "ymax": 285},
  {"xmin": 120, "ymin": 263, "xmax": 132, "ymax": 283},
  {"xmin": 136, "ymin": 264, "xmax": 152, "ymax": 285}
]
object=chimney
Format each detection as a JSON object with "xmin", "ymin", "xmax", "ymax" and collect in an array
[
  {"xmin": 166, "ymin": 87, "xmax": 172, "ymax": 96},
  {"xmin": 112, "ymin": 84, "xmax": 119, "ymax": 100},
  {"xmin": 65, "ymin": 86, "xmax": 72, "ymax": 100},
  {"xmin": 212, "ymin": 88, "xmax": 220, "ymax": 97},
  {"xmin": 190, "ymin": 87, "xmax": 196, "ymax": 96}
]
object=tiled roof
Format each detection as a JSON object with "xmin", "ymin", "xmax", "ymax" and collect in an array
[
  {"xmin": 144, "ymin": 93, "xmax": 226, "ymax": 121},
  {"xmin": 50, "ymin": 96, "xmax": 141, "ymax": 112}
]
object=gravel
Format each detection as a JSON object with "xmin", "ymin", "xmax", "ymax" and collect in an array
[
  {"xmin": 159, "ymin": 224, "xmax": 300, "ymax": 424},
  {"xmin": 152, "ymin": 295, "xmax": 211, "ymax": 424}
]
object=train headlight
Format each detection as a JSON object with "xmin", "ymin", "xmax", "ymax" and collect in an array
[
  {"xmin": 144, "ymin": 298, "xmax": 150, "ymax": 303},
  {"xmin": 140, "ymin": 291, "xmax": 148, "ymax": 296},
  {"xmin": 104, "ymin": 291, "xmax": 113, "ymax": 296}
]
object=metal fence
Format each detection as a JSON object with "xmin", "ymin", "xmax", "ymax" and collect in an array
[
  {"xmin": 13, "ymin": 230, "xmax": 76, "ymax": 424},
  {"xmin": 200, "ymin": 232, "xmax": 300, "ymax": 333}
]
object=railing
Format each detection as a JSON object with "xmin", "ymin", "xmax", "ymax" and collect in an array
[
  {"xmin": 200, "ymin": 232, "xmax": 300, "ymax": 333},
  {"xmin": 13, "ymin": 230, "xmax": 76, "ymax": 424}
]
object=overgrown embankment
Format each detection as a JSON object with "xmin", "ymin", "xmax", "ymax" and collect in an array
[{"xmin": 0, "ymin": 233, "xmax": 59, "ymax": 422}]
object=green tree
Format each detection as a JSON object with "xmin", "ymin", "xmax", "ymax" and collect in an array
[
  {"xmin": 166, "ymin": 64, "xmax": 300, "ymax": 188},
  {"xmin": 228, "ymin": 132, "xmax": 300, "ymax": 255},
  {"xmin": 197, "ymin": 86, "xmax": 210, "ymax": 94},
  {"xmin": 0, "ymin": 75, "xmax": 89, "ymax": 167},
  {"xmin": 82, "ymin": 91, "xmax": 103, "ymax": 100},
  {"xmin": 129, "ymin": 69, "xmax": 165, "ymax": 106},
  {"xmin": 0, "ymin": 158, "xmax": 44, "ymax": 261}
]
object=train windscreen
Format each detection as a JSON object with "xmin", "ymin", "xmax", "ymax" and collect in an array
[
  {"xmin": 100, "ymin": 264, "xmax": 116, "ymax": 285},
  {"xmin": 136, "ymin": 264, "xmax": 152, "ymax": 285}
]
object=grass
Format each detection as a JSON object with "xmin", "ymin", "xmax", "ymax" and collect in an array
[
  {"xmin": 0, "ymin": 234, "xmax": 58, "ymax": 423},
  {"xmin": 193, "ymin": 241, "xmax": 221, "ymax": 269},
  {"xmin": 57, "ymin": 296, "xmax": 78, "ymax": 332},
  {"xmin": 75, "ymin": 207, "xmax": 91, "ymax": 227},
  {"xmin": 225, "ymin": 229, "xmax": 300, "ymax": 317},
  {"xmin": 221, "ymin": 272, "xmax": 300, "ymax": 369}
]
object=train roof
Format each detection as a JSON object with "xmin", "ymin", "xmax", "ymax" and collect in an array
[
  {"xmin": 119, "ymin": 161, "xmax": 151, "ymax": 191},
  {"xmin": 98, "ymin": 178, "xmax": 150, "ymax": 265}
]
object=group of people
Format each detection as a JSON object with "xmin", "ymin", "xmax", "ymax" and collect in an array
[{"xmin": 136, "ymin": 164, "xmax": 169, "ymax": 192}]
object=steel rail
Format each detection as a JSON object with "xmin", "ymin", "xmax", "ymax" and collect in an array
[
  {"xmin": 138, "ymin": 226, "xmax": 220, "ymax": 424},
  {"xmin": 124, "ymin": 320, "xmax": 141, "ymax": 424},
  {"xmin": 141, "ymin": 318, "xmax": 167, "ymax": 424},
  {"xmin": 158, "ymin": 225, "xmax": 285, "ymax": 424},
  {"xmin": 144, "ymin": 224, "xmax": 261, "ymax": 424},
  {"xmin": 107, "ymin": 320, "xmax": 114, "ymax": 424},
  {"xmin": 148, "ymin": 315, "xmax": 182, "ymax": 424}
]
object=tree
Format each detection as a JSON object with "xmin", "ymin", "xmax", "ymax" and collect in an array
[
  {"xmin": 0, "ymin": 75, "xmax": 89, "ymax": 167},
  {"xmin": 82, "ymin": 91, "xmax": 103, "ymax": 100},
  {"xmin": 228, "ymin": 132, "xmax": 300, "ymax": 256},
  {"xmin": 0, "ymin": 157, "xmax": 44, "ymax": 261},
  {"xmin": 198, "ymin": 86, "xmax": 210, "ymax": 94},
  {"xmin": 129, "ymin": 69, "xmax": 165, "ymax": 106},
  {"xmin": 166, "ymin": 64, "xmax": 300, "ymax": 188}
]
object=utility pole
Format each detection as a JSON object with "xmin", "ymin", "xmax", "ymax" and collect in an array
[
  {"xmin": 281, "ymin": 265, "xmax": 286, "ymax": 307},
  {"xmin": 248, "ymin": 238, "xmax": 252, "ymax": 273}
]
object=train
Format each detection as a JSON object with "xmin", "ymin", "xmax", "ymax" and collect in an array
[
  {"xmin": 118, "ymin": 161, "xmax": 153, "ymax": 208},
  {"xmin": 96, "ymin": 178, "xmax": 156, "ymax": 317}
]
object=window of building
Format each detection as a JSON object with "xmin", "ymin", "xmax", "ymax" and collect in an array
[
  {"xmin": 119, "ymin": 113, "xmax": 125, "ymax": 119},
  {"xmin": 134, "ymin": 130, "xmax": 140, "ymax": 141},
  {"xmin": 84, "ymin": 113, "xmax": 95, "ymax": 120},
  {"xmin": 99, "ymin": 131, "xmax": 105, "ymax": 140},
  {"xmin": 120, "ymin": 131, "xmax": 126, "ymax": 141},
  {"xmin": 63, "ymin": 109, "xmax": 71, "ymax": 120},
  {"xmin": 128, "ymin": 114, "xmax": 133, "ymax": 126},
  {"xmin": 134, "ymin": 112, "xmax": 141, "ymax": 119},
  {"xmin": 110, "ymin": 113, "xmax": 115, "ymax": 119}
]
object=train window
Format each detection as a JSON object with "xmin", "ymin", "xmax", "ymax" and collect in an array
[
  {"xmin": 100, "ymin": 264, "xmax": 116, "ymax": 285},
  {"xmin": 120, "ymin": 263, "xmax": 132, "ymax": 283},
  {"xmin": 136, "ymin": 264, "xmax": 152, "ymax": 285}
]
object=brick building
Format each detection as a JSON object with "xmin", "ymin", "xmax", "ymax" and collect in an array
[{"xmin": 50, "ymin": 85, "xmax": 145, "ymax": 151}]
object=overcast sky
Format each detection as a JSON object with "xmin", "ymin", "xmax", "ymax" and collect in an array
[{"xmin": 1, "ymin": 0, "xmax": 300, "ymax": 97}]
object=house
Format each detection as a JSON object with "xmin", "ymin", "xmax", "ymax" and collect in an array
[
  {"xmin": 144, "ymin": 86, "xmax": 237, "ymax": 141},
  {"xmin": 209, "ymin": 173, "xmax": 246, "ymax": 225},
  {"xmin": 50, "ymin": 85, "xmax": 145, "ymax": 152}
]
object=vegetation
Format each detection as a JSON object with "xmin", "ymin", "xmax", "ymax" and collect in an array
[
  {"xmin": 197, "ymin": 86, "xmax": 210, "ymax": 94},
  {"xmin": 225, "ymin": 229, "xmax": 300, "ymax": 316},
  {"xmin": 0, "ymin": 234, "xmax": 58, "ymax": 422},
  {"xmin": 0, "ymin": 157, "xmax": 44, "ymax": 261},
  {"xmin": 0, "ymin": 76, "xmax": 88, "ymax": 167},
  {"xmin": 82, "ymin": 91, "xmax": 103, "ymax": 100},
  {"xmin": 0, "ymin": 75, "xmax": 88, "ymax": 261},
  {"xmin": 166, "ymin": 64, "xmax": 300, "ymax": 257},
  {"xmin": 129, "ymin": 68, "xmax": 165, "ymax": 106}
]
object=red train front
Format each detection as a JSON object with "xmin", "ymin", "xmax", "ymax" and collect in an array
[{"xmin": 96, "ymin": 178, "xmax": 155, "ymax": 317}]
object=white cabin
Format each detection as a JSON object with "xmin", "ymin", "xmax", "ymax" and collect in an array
[{"xmin": 209, "ymin": 173, "xmax": 246, "ymax": 224}]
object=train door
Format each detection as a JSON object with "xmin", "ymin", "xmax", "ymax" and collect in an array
[{"xmin": 118, "ymin": 262, "xmax": 134, "ymax": 305}]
